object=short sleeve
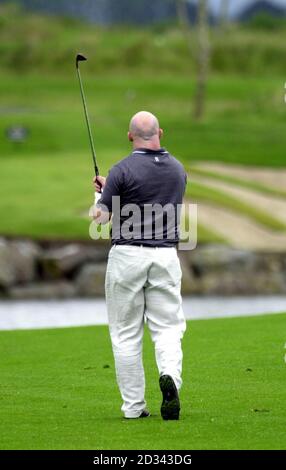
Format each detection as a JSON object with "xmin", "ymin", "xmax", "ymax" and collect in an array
[{"xmin": 97, "ymin": 165, "xmax": 123, "ymax": 213}]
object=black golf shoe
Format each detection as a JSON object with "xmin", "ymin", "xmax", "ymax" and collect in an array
[
  {"xmin": 125, "ymin": 409, "xmax": 150, "ymax": 419},
  {"xmin": 139, "ymin": 409, "xmax": 150, "ymax": 418},
  {"xmin": 159, "ymin": 375, "xmax": 180, "ymax": 420}
]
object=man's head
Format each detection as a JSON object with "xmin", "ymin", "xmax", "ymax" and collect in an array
[{"xmin": 128, "ymin": 111, "xmax": 163, "ymax": 149}]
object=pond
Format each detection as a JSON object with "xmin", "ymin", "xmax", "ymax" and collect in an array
[{"xmin": 1, "ymin": 296, "xmax": 286, "ymax": 330}]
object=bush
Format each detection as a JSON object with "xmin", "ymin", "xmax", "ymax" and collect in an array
[{"xmin": 243, "ymin": 13, "xmax": 286, "ymax": 31}]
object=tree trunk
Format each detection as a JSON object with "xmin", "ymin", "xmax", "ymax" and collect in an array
[
  {"xmin": 194, "ymin": 0, "xmax": 209, "ymax": 120},
  {"xmin": 176, "ymin": 0, "xmax": 193, "ymax": 56},
  {"xmin": 219, "ymin": 0, "xmax": 229, "ymax": 28}
]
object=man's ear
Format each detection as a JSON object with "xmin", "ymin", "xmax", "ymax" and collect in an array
[
  {"xmin": 159, "ymin": 128, "xmax": 163, "ymax": 139},
  {"xmin": 128, "ymin": 131, "xmax": 133, "ymax": 142}
]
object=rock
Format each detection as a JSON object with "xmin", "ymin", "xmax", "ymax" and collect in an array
[
  {"xmin": 1, "ymin": 239, "xmax": 286, "ymax": 297},
  {"xmin": 281, "ymin": 253, "xmax": 286, "ymax": 271},
  {"xmin": 256, "ymin": 253, "xmax": 284, "ymax": 273},
  {"xmin": 40, "ymin": 243, "xmax": 109, "ymax": 279},
  {"xmin": 189, "ymin": 244, "xmax": 257, "ymax": 276},
  {"xmin": 0, "ymin": 239, "xmax": 15, "ymax": 287},
  {"xmin": 183, "ymin": 245, "xmax": 286, "ymax": 295},
  {"xmin": 0, "ymin": 238, "xmax": 40, "ymax": 288},
  {"xmin": 9, "ymin": 281, "xmax": 76, "ymax": 299},
  {"xmin": 76, "ymin": 263, "xmax": 106, "ymax": 297},
  {"xmin": 178, "ymin": 254, "xmax": 196, "ymax": 295},
  {"xmin": 193, "ymin": 270, "xmax": 286, "ymax": 295}
]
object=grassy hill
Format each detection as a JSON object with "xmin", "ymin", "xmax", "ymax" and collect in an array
[
  {"xmin": 1, "ymin": 4, "xmax": 286, "ymax": 76},
  {"xmin": 0, "ymin": 5, "xmax": 285, "ymax": 242}
]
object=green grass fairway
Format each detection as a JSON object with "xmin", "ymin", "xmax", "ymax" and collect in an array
[
  {"xmin": 0, "ymin": 73, "xmax": 285, "ymax": 240},
  {"xmin": 0, "ymin": 313, "xmax": 285, "ymax": 450}
]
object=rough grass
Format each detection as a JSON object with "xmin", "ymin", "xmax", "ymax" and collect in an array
[
  {"xmin": 1, "ymin": 5, "xmax": 286, "ymax": 76},
  {"xmin": 0, "ymin": 313, "xmax": 285, "ymax": 450}
]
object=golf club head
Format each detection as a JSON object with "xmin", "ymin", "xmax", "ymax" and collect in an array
[{"xmin": 76, "ymin": 53, "xmax": 87, "ymax": 68}]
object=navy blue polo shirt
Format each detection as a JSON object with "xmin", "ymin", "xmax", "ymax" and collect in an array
[{"xmin": 97, "ymin": 148, "xmax": 187, "ymax": 247}]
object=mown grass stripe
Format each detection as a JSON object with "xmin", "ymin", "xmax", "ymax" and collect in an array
[{"xmin": 190, "ymin": 166, "xmax": 286, "ymax": 200}]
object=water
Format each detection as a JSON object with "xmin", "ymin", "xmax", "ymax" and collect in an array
[{"xmin": 0, "ymin": 296, "xmax": 286, "ymax": 331}]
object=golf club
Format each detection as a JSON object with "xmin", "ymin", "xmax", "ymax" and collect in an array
[{"xmin": 76, "ymin": 53, "xmax": 100, "ymax": 184}]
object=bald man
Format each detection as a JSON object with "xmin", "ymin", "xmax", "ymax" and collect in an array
[{"xmin": 93, "ymin": 111, "xmax": 187, "ymax": 420}]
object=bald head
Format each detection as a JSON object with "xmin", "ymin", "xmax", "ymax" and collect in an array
[{"xmin": 129, "ymin": 111, "xmax": 161, "ymax": 143}]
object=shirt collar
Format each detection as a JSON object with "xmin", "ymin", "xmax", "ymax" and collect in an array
[{"xmin": 132, "ymin": 147, "xmax": 168, "ymax": 155}]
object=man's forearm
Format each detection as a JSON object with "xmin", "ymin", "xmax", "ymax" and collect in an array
[{"xmin": 92, "ymin": 206, "xmax": 111, "ymax": 224}]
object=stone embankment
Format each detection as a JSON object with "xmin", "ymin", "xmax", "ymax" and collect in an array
[{"xmin": 0, "ymin": 238, "xmax": 285, "ymax": 298}]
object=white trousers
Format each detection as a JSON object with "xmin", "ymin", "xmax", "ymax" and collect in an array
[{"xmin": 105, "ymin": 244, "xmax": 186, "ymax": 418}]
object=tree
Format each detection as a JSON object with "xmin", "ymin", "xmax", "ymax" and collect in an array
[
  {"xmin": 219, "ymin": 0, "xmax": 229, "ymax": 29},
  {"xmin": 176, "ymin": 0, "xmax": 192, "ymax": 52},
  {"xmin": 193, "ymin": 0, "xmax": 210, "ymax": 120},
  {"xmin": 176, "ymin": 0, "xmax": 210, "ymax": 120},
  {"xmin": 176, "ymin": 0, "xmax": 187, "ymax": 24}
]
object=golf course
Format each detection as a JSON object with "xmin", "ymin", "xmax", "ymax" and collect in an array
[
  {"xmin": 1, "ymin": 313, "xmax": 285, "ymax": 450},
  {"xmin": 0, "ymin": 4, "xmax": 286, "ymax": 451},
  {"xmin": 0, "ymin": 6, "xmax": 286, "ymax": 247}
]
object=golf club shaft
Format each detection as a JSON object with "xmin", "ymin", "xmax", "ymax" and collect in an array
[{"xmin": 76, "ymin": 66, "xmax": 99, "ymax": 177}]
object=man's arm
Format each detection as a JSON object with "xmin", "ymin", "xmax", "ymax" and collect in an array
[
  {"xmin": 91, "ymin": 176, "xmax": 109, "ymax": 224},
  {"xmin": 91, "ymin": 166, "xmax": 122, "ymax": 224}
]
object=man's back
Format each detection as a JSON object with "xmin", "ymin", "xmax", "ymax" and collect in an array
[{"xmin": 99, "ymin": 147, "xmax": 187, "ymax": 246}]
